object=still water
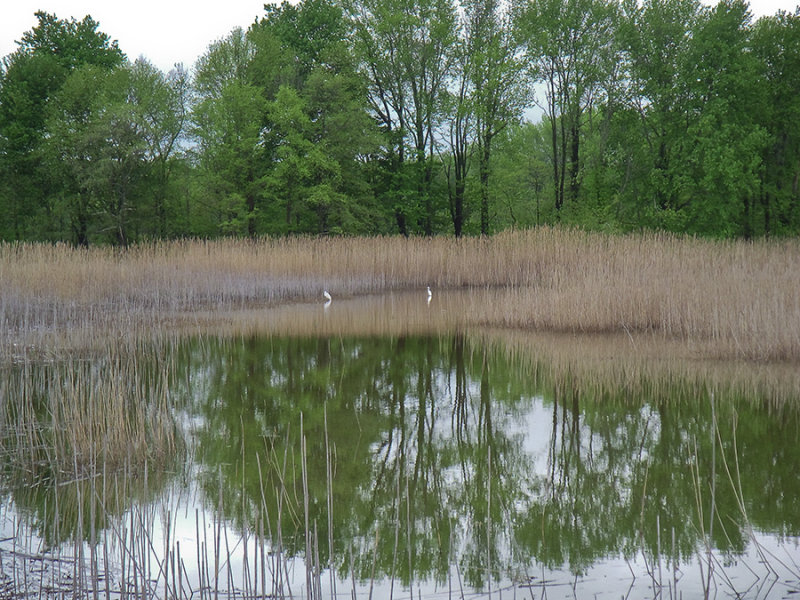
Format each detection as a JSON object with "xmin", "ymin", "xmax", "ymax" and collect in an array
[{"xmin": 1, "ymin": 329, "xmax": 799, "ymax": 599}]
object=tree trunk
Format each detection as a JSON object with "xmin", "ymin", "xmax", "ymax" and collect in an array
[
  {"xmin": 558, "ymin": 111, "xmax": 568, "ymax": 212},
  {"xmin": 116, "ymin": 190, "xmax": 129, "ymax": 248},
  {"xmin": 247, "ymin": 189, "xmax": 256, "ymax": 238},
  {"xmin": 246, "ymin": 163, "xmax": 256, "ymax": 237},
  {"xmin": 791, "ymin": 164, "xmax": 799, "ymax": 229},
  {"xmin": 480, "ymin": 140, "xmax": 491, "ymax": 235},
  {"xmin": 548, "ymin": 74, "xmax": 563, "ymax": 213},
  {"xmin": 742, "ymin": 193, "xmax": 752, "ymax": 240},
  {"xmin": 454, "ymin": 176, "xmax": 465, "ymax": 238},
  {"xmin": 569, "ymin": 120, "xmax": 580, "ymax": 202},
  {"xmin": 396, "ymin": 208, "xmax": 408, "ymax": 237},
  {"xmin": 73, "ymin": 200, "xmax": 89, "ymax": 247}
]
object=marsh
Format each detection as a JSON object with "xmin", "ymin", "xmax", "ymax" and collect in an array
[{"xmin": 1, "ymin": 232, "xmax": 799, "ymax": 598}]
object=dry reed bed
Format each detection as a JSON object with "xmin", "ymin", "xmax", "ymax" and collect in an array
[
  {"xmin": 477, "ymin": 328, "xmax": 800, "ymax": 410},
  {"xmin": 0, "ymin": 350, "xmax": 183, "ymax": 482},
  {"xmin": 1, "ymin": 228, "xmax": 798, "ymax": 361},
  {"xmin": 158, "ymin": 293, "xmax": 800, "ymax": 406}
]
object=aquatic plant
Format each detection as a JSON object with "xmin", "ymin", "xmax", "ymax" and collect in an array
[{"xmin": 2, "ymin": 230, "xmax": 798, "ymax": 362}]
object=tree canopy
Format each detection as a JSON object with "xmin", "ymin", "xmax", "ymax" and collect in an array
[{"xmin": 1, "ymin": 2, "xmax": 799, "ymax": 244}]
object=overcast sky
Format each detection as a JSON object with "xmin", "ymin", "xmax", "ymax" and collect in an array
[
  {"xmin": 1, "ymin": 0, "xmax": 798, "ymax": 74},
  {"xmin": 0, "ymin": 1, "xmax": 267, "ymax": 73}
]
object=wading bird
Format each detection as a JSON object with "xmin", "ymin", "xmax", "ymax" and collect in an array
[{"xmin": 323, "ymin": 290, "xmax": 332, "ymax": 302}]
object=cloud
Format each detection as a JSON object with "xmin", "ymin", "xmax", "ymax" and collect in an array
[{"xmin": 1, "ymin": 1, "xmax": 268, "ymax": 73}]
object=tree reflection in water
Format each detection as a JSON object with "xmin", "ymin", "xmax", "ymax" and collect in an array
[
  {"xmin": 2, "ymin": 333, "xmax": 798, "ymax": 597},
  {"xmin": 175, "ymin": 333, "xmax": 800, "ymax": 591}
]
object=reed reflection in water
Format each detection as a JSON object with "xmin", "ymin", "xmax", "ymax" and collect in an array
[{"xmin": 1, "ymin": 327, "xmax": 799, "ymax": 599}]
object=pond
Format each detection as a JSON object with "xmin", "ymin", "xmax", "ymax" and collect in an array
[{"xmin": 1, "ymin": 294, "xmax": 799, "ymax": 599}]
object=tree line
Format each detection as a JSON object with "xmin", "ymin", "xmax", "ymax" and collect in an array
[{"xmin": 1, "ymin": 0, "xmax": 798, "ymax": 245}]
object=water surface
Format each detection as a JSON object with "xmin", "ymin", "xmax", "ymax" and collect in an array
[{"xmin": 1, "ymin": 299, "xmax": 799, "ymax": 599}]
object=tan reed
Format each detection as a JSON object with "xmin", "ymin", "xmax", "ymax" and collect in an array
[{"xmin": 0, "ymin": 229, "xmax": 798, "ymax": 363}]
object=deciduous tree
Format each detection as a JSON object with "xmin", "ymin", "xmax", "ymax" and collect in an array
[
  {"xmin": 516, "ymin": 0, "xmax": 618, "ymax": 213},
  {"xmin": 345, "ymin": 0, "xmax": 457, "ymax": 234},
  {"xmin": 0, "ymin": 11, "xmax": 124, "ymax": 240}
]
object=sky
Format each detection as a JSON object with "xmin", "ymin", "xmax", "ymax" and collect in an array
[
  {"xmin": 0, "ymin": 1, "xmax": 269, "ymax": 73},
  {"xmin": 1, "ymin": 0, "xmax": 799, "ymax": 74}
]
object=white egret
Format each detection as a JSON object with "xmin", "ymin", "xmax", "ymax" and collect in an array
[
  {"xmin": 427, "ymin": 286, "xmax": 432, "ymax": 304},
  {"xmin": 323, "ymin": 290, "xmax": 332, "ymax": 302}
]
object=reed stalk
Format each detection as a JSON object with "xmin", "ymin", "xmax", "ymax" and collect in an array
[
  {"xmin": 326, "ymin": 407, "xmax": 339, "ymax": 600},
  {"xmin": 0, "ymin": 348, "xmax": 182, "ymax": 494},
  {"xmin": 487, "ymin": 445, "xmax": 492, "ymax": 599}
]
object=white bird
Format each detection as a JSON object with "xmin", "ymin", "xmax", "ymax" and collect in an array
[
  {"xmin": 427, "ymin": 286, "xmax": 432, "ymax": 304},
  {"xmin": 323, "ymin": 290, "xmax": 332, "ymax": 302}
]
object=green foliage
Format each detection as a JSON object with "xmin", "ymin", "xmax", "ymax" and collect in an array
[
  {"xmin": 186, "ymin": 0, "xmax": 386, "ymax": 237},
  {"xmin": 192, "ymin": 78, "xmax": 268, "ymax": 236},
  {"xmin": 262, "ymin": 0, "xmax": 350, "ymax": 74},
  {"xmin": 344, "ymin": 0, "xmax": 459, "ymax": 234},
  {"xmin": 42, "ymin": 60, "xmax": 188, "ymax": 245},
  {"xmin": 0, "ymin": 12, "xmax": 125, "ymax": 241},
  {"xmin": 532, "ymin": 0, "xmax": 619, "ymax": 213},
  {"xmin": 750, "ymin": 9, "xmax": 800, "ymax": 236},
  {"xmin": 2, "ymin": 1, "xmax": 799, "ymax": 243},
  {"xmin": 16, "ymin": 11, "xmax": 124, "ymax": 71}
]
